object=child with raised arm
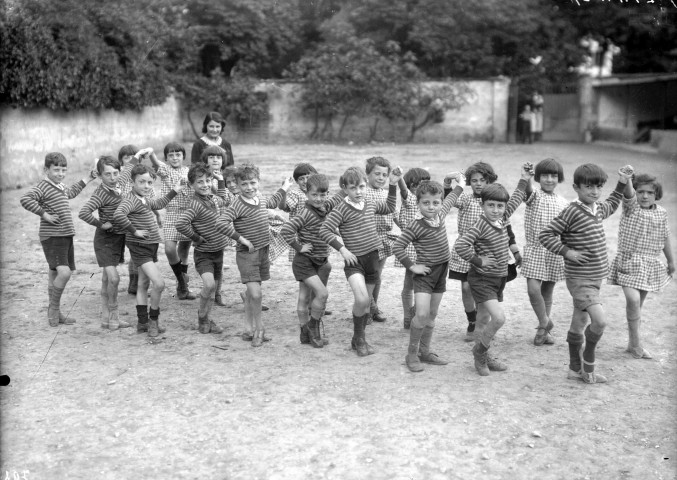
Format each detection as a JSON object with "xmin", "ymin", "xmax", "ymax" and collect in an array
[
  {"xmin": 608, "ymin": 171, "xmax": 674, "ymax": 359},
  {"xmin": 114, "ymin": 164, "xmax": 185, "ymax": 337},
  {"xmin": 319, "ymin": 166, "xmax": 402, "ymax": 356},
  {"xmin": 79, "ymin": 155, "xmax": 136, "ymax": 330},
  {"xmin": 221, "ymin": 163, "xmax": 293, "ymax": 347},
  {"xmin": 521, "ymin": 158, "xmax": 569, "ymax": 346},
  {"xmin": 394, "ymin": 174, "xmax": 465, "ymax": 372},
  {"xmin": 280, "ymin": 163, "xmax": 318, "ymax": 262},
  {"xmin": 539, "ymin": 164, "xmax": 631, "ymax": 384},
  {"xmin": 20, "ymin": 152, "xmax": 96, "ymax": 326},
  {"xmin": 454, "ymin": 164, "xmax": 531, "ymax": 376},
  {"xmin": 149, "ymin": 143, "xmax": 196, "ymax": 301},
  {"xmin": 176, "ymin": 164, "xmax": 234, "ymax": 334},
  {"xmin": 396, "ymin": 168, "xmax": 431, "ymax": 329},
  {"xmin": 280, "ymin": 174, "xmax": 346, "ymax": 347}
]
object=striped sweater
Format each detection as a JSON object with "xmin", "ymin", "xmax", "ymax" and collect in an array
[
  {"xmin": 20, "ymin": 179, "xmax": 87, "ymax": 238},
  {"xmin": 393, "ymin": 186, "xmax": 463, "ymax": 269},
  {"xmin": 539, "ymin": 181, "xmax": 624, "ymax": 280},
  {"xmin": 280, "ymin": 192, "xmax": 347, "ymax": 260},
  {"xmin": 319, "ymin": 185, "xmax": 397, "ymax": 256},
  {"xmin": 113, "ymin": 191, "xmax": 178, "ymax": 244},
  {"xmin": 176, "ymin": 191, "xmax": 234, "ymax": 252},
  {"xmin": 222, "ymin": 190, "xmax": 286, "ymax": 252},
  {"xmin": 454, "ymin": 180, "xmax": 527, "ymax": 277},
  {"xmin": 78, "ymin": 184, "xmax": 127, "ymax": 234}
]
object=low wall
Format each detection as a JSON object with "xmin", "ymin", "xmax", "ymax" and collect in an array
[{"xmin": 0, "ymin": 97, "xmax": 183, "ymax": 190}]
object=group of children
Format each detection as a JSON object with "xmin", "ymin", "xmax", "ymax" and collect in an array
[{"xmin": 21, "ymin": 146, "xmax": 674, "ymax": 384}]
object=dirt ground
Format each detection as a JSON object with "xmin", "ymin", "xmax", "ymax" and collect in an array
[{"xmin": 1, "ymin": 143, "xmax": 676, "ymax": 480}]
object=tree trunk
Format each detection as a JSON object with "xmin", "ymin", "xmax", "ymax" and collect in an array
[
  {"xmin": 308, "ymin": 105, "xmax": 320, "ymax": 140},
  {"xmin": 186, "ymin": 107, "xmax": 200, "ymax": 140},
  {"xmin": 337, "ymin": 114, "xmax": 351, "ymax": 141},
  {"xmin": 369, "ymin": 117, "xmax": 380, "ymax": 142},
  {"xmin": 409, "ymin": 111, "xmax": 433, "ymax": 141}
]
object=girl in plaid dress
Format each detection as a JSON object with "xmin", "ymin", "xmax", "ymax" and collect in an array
[
  {"xmin": 397, "ymin": 168, "xmax": 430, "ymax": 329},
  {"xmin": 608, "ymin": 173, "xmax": 674, "ymax": 359},
  {"xmin": 521, "ymin": 158, "xmax": 569, "ymax": 346}
]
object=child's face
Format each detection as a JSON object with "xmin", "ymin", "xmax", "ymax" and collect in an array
[
  {"xmin": 237, "ymin": 176, "xmax": 259, "ymax": 199},
  {"xmin": 305, "ymin": 185, "xmax": 328, "ymax": 208},
  {"xmin": 538, "ymin": 173, "xmax": 559, "ymax": 194},
  {"xmin": 417, "ymin": 192, "xmax": 443, "ymax": 219},
  {"xmin": 206, "ymin": 120, "xmax": 222, "ymax": 139},
  {"xmin": 121, "ymin": 154, "xmax": 134, "ymax": 164},
  {"xmin": 296, "ymin": 174, "xmax": 311, "ymax": 192},
  {"xmin": 100, "ymin": 164, "xmax": 120, "ymax": 189},
  {"xmin": 207, "ymin": 155, "xmax": 223, "ymax": 172},
  {"xmin": 367, "ymin": 165, "xmax": 389, "ymax": 189},
  {"xmin": 636, "ymin": 184, "xmax": 657, "ymax": 209},
  {"xmin": 481, "ymin": 199, "xmax": 506, "ymax": 223},
  {"xmin": 166, "ymin": 150, "xmax": 184, "ymax": 168},
  {"xmin": 342, "ymin": 180, "xmax": 367, "ymax": 203},
  {"xmin": 132, "ymin": 173, "xmax": 154, "ymax": 197},
  {"xmin": 45, "ymin": 164, "xmax": 67, "ymax": 184},
  {"xmin": 573, "ymin": 182, "xmax": 602, "ymax": 206},
  {"xmin": 191, "ymin": 173, "xmax": 212, "ymax": 197},
  {"xmin": 225, "ymin": 175, "xmax": 239, "ymax": 194},
  {"xmin": 469, "ymin": 173, "xmax": 488, "ymax": 195}
]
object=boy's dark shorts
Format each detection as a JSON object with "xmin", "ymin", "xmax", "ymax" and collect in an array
[
  {"xmin": 93, "ymin": 229, "xmax": 126, "ymax": 268},
  {"xmin": 41, "ymin": 236, "xmax": 75, "ymax": 271},
  {"xmin": 236, "ymin": 246, "xmax": 270, "ymax": 283},
  {"xmin": 127, "ymin": 241, "xmax": 159, "ymax": 267},
  {"xmin": 292, "ymin": 253, "xmax": 331, "ymax": 285},
  {"xmin": 413, "ymin": 262, "xmax": 449, "ymax": 294},
  {"xmin": 344, "ymin": 249, "xmax": 380, "ymax": 284},
  {"xmin": 467, "ymin": 269, "xmax": 507, "ymax": 303},
  {"xmin": 194, "ymin": 249, "xmax": 224, "ymax": 276},
  {"xmin": 448, "ymin": 269, "xmax": 469, "ymax": 282},
  {"xmin": 566, "ymin": 277, "xmax": 603, "ymax": 311}
]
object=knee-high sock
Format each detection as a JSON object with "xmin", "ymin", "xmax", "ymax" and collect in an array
[
  {"xmin": 583, "ymin": 325, "xmax": 603, "ymax": 373},
  {"xmin": 566, "ymin": 331, "xmax": 584, "ymax": 372}
]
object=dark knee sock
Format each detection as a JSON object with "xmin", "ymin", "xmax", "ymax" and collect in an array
[
  {"xmin": 180, "ymin": 263, "xmax": 189, "ymax": 275},
  {"xmin": 136, "ymin": 305, "xmax": 149, "ymax": 324},
  {"xmin": 466, "ymin": 310, "xmax": 477, "ymax": 331},
  {"xmin": 566, "ymin": 331, "xmax": 585, "ymax": 372},
  {"xmin": 170, "ymin": 262, "xmax": 186, "ymax": 289},
  {"xmin": 583, "ymin": 325, "xmax": 603, "ymax": 373},
  {"xmin": 149, "ymin": 307, "xmax": 160, "ymax": 321}
]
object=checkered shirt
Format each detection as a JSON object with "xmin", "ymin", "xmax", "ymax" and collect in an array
[
  {"xmin": 365, "ymin": 185, "xmax": 397, "ymax": 259},
  {"xmin": 155, "ymin": 164, "xmax": 191, "ymax": 241},
  {"xmin": 283, "ymin": 186, "xmax": 307, "ymax": 261},
  {"xmin": 520, "ymin": 188, "xmax": 569, "ymax": 282},
  {"xmin": 448, "ymin": 192, "xmax": 484, "ymax": 273},
  {"xmin": 394, "ymin": 191, "xmax": 418, "ymax": 267}
]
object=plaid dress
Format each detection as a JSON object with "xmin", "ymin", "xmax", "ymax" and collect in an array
[
  {"xmin": 365, "ymin": 185, "xmax": 398, "ymax": 260},
  {"xmin": 448, "ymin": 192, "xmax": 484, "ymax": 274},
  {"xmin": 282, "ymin": 186, "xmax": 307, "ymax": 262},
  {"xmin": 521, "ymin": 188, "xmax": 569, "ymax": 282},
  {"xmin": 156, "ymin": 163, "xmax": 191, "ymax": 242},
  {"xmin": 394, "ymin": 190, "xmax": 418, "ymax": 268},
  {"xmin": 608, "ymin": 195, "xmax": 671, "ymax": 291}
]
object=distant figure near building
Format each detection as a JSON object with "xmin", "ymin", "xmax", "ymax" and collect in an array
[
  {"xmin": 531, "ymin": 91, "xmax": 544, "ymax": 142},
  {"xmin": 519, "ymin": 105, "xmax": 533, "ymax": 144}
]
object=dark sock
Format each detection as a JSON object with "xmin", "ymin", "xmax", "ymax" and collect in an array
[
  {"xmin": 583, "ymin": 325, "xmax": 603, "ymax": 373},
  {"xmin": 170, "ymin": 262, "xmax": 186, "ymax": 289},
  {"xmin": 466, "ymin": 310, "xmax": 477, "ymax": 331},
  {"xmin": 136, "ymin": 305, "xmax": 149, "ymax": 324},
  {"xmin": 474, "ymin": 341, "xmax": 488, "ymax": 354},
  {"xmin": 566, "ymin": 331, "xmax": 585, "ymax": 372},
  {"xmin": 149, "ymin": 307, "xmax": 160, "ymax": 320},
  {"xmin": 180, "ymin": 264, "xmax": 188, "ymax": 275}
]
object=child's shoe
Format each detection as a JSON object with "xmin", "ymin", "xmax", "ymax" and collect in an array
[
  {"xmin": 214, "ymin": 293, "xmax": 226, "ymax": 307},
  {"xmin": 299, "ymin": 325, "xmax": 310, "ymax": 344},
  {"xmin": 307, "ymin": 318, "xmax": 324, "ymax": 348},
  {"xmin": 486, "ymin": 355, "xmax": 507, "ymax": 371},
  {"xmin": 627, "ymin": 346, "xmax": 653, "ymax": 359},
  {"xmin": 58, "ymin": 312, "xmax": 76, "ymax": 325},
  {"xmin": 418, "ymin": 352, "xmax": 449, "ymax": 365},
  {"xmin": 208, "ymin": 321, "xmax": 223, "ymax": 334},
  {"xmin": 472, "ymin": 343, "xmax": 490, "ymax": 376},
  {"xmin": 148, "ymin": 320, "xmax": 160, "ymax": 337},
  {"xmin": 251, "ymin": 328, "xmax": 267, "ymax": 347},
  {"xmin": 534, "ymin": 327, "xmax": 548, "ymax": 346},
  {"xmin": 464, "ymin": 322, "xmax": 476, "ymax": 342},
  {"xmin": 371, "ymin": 308, "xmax": 387, "ymax": 323},
  {"xmin": 48, "ymin": 306, "xmax": 60, "ymax": 327},
  {"xmin": 581, "ymin": 360, "xmax": 608, "ymax": 384},
  {"xmin": 107, "ymin": 307, "xmax": 129, "ymax": 330},
  {"xmin": 177, "ymin": 285, "xmax": 197, "ymax": 301},
  {"xmin": 198, "ymin": 315, "xmax": 211, "ymax": 334},
  {"xmin": 406, "ymin": 354, "xmax": 424, "ymax": 372}
]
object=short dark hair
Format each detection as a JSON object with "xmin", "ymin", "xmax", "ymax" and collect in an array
[
  {"xmin": 130, "ymin": 164, "xmax": 156, "ymax": 181},
  {"xmin": 633, "ymin": 173, "xmax": 663, "ymax": 201},
  {"xmin": 200, "ymin": 146, "xmax": 226, "ymax": 166},
  {"xmin": 96, "ymin": 156, "xmax": 121, "ymax": 174},
  {"xmin": 188, "ymin": 163, "xmax": 213, "ymax": 184},
  {"xmin": 403, "ymin": 168, "xmax": 431, "ymax": 190},
  {"xmin": 535, "ymin": 158, "xmax": 564, "ymax": 183},
  {"xmin": 465, "ymin": 162, "xmax": 498, "ymax": 185},
  {"xmin": 118, "ymin": 145, "xmax": 138, "ymax": 161},
  {"xmin": 340, "ymin": 167, "xmax": 367, "ymax": 188},
  {"xmin": 415, "ymin": 180, "xmax": 444, "ymax": 202},
  {"xmin": 44, "ymin": 152, "xmax": 67, "ymax": 168},
  {"xmin": 202, "ymin": 112, "xmax": 226, "ymax": 134},
  {"xmin": 235, "ymin": 163, "xmax": 259, "ymax": 182},
  {"xmin": 223, "ymin": 166, "xmax": 237, "ymax": 179},
  {"xmin": 573, "ymin": 164, "xmax": 607, "ymax": 186},
  {"xmin": 480, "ymin": 183, "xmax": 510, "ymax": 203},
  {"xmin": 163, "ymin": 142, "xmax": 186, "ymax": 159},
  {"xmin": 306, "ymin": 174, "xmax": 329, "ymax": 193},
  {"xmin": 293, "ymin": 163, "xmax": 318, "ymax": 181},
  {"xmin": 365, "ymin": 156, "xmax": 391, "ymax": 174}
]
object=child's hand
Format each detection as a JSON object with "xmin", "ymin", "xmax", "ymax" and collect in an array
[
  {"xmin": 281, "ymin": 176, "xmax": 294, "ymax": 191},
  {"xmin": 446, "ymin": 171, "xmax": 465, "ymax": 186},
  {"xmin": 194, "ymin": 236, "xmax": 207, "ymax": 246},
  {"xmin": 155, "ymin": 214, "xmax": 163, "ymax": 228},
  {"xmin": 42, "ymin": 212, "xmax": 60, "ymax": 225},
  {"xmin": 101, "ymin": 222, "xmax": 113, "ymax": 230},
  {"xmin": 667, "ymin": 261, "xmax": 675, "ymax": 277},
  {"xmin": 477, "ymin": 255, "xmax": 497, "ymax": 268},
  {"xmin": 88, "ymin": 168, "xmax": 98, "ymax": 181},
  {"xmin": 521, "ymin": 162, "xmax": 535, "ymax": 180},
  {"xmin": 212, "ymin": 171, "xmax": 223, "ymax": 181},
  {"xmin": 409, "ymin": 264, "xmax": 431, "ymax": 275},
  {"xmin": 564, "ymin": 249, "xmax": 590, "ymax": 264},
  {"xmin": 339, "ymin": 246, "xmax": 358, "ymax": 266},
  {"xmin": 618, "ymin": 165, "xmax": 634, "ymax": 183},
  {"xmin": 299, "ymin": 243, "xmax": 313, "ymax": 254},
  {"xmin": 134, "ymin": 229, "xmax": 149, "ymax": 240},
  {"xmin": 389, "ymin": 166, "xmax": 403, "ymax": 185},
  {"xmin": 513, "ymin": 251, "xmax": 522, "ymax": 267},
  {"xmin": 240, "ymin": 237, "xmax": 255, "ymax": 253},
  {"xmin": 173, "ymin": 178, "xmax": 186, "ymax": 193}
]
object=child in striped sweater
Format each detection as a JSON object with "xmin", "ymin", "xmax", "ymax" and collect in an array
[
  {"xmin": 79, "ymin": 155, "xmax": 136, "ymax": 330},
  {"xmin": 540, "ymin": 164, "xmax": 632, "ymax": 384},
  {"xmin": 394, "ymin": 174, "xmax": 465, "ymax": 372},
  {"xmin": 319, "ymin": 166, "xmax": 402, "ymax": 357},
  {"xmin": 113, "ymin": 164, "xmax": 185, "ymax": 338},
  {"xmin": 222, "ymin": 163, "xmax": 294, "ymax": 347},
  {"xmin": 454, "ymin": 164, "xmax": 531, "ymax": 376},
  {"xmin": 176, "ymin": 163, "xmax": 234, "ymax": 334},
  {"xmin": 20, "ymin": 152, "xmax": 97, "ymax": 326}
]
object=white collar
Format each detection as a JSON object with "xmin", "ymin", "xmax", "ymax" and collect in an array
[
  {"xmin": 201, "ymin": 136, "xmax": 222, "ymax": 147},
  {"xmin": 241, "ymin": 195, "xmax": 259, "ymax": 206},
  {"xmin": 345, "ymin": 197, "xmax": 364, "ymax": 210},
  {"xmin": 575, "ymin": 199, "xmax": 597, "ymax": 215}
]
